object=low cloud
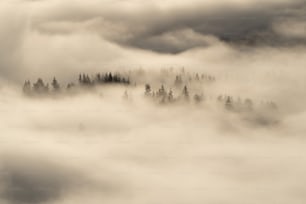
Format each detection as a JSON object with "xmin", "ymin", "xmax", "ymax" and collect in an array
[{"xmin": 26, "ymin": 0, "xmax": 306, "ymax": 53}]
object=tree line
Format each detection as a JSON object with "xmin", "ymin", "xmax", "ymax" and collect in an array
[
  {"xmin": 142, "ymin": 83, "xmax": 278, "ymax": 112},
  {"xmin": 23, "ymin": 72, "xmax": 131, "ymax": 95},
  {"xmin": 22, "ymin": 70, "xmax": 278, "ymax": 113},
  {"xmin": 78, "ymin": 73, "xmax": 130, "ymax": 86}
]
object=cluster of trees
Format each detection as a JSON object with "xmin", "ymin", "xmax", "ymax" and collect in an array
[
  {"xmin": 79, "ymin": 73, "xmax": 130, "ymax": 86},
  {"xmin": 22, "ymin": 70, "xmax": 278, "ymax": 114},
  {"xmin": 143, "ymin": 84, "xmax": 278, "ymax": 112},
  {"xmin": 217, "ymin": 95, "xmax": 278, "ymax": 112},
  {"xmin": 144, "ymin": 84, "xmax": 175, "ymax": 103},
  {"xmin": 23, "ymin": 78, "xmax": 61, "ymax": 95},
  {"xmin": 23, "ymin": 72, "xmax": 131, "ymax": 95},
  {"xmin": 174, "ymin": 73, "xmax": 216, "ymax": 86},
  {"xmin": 144, "ymin": 84, "xmax": 204, "ymax": 104}
]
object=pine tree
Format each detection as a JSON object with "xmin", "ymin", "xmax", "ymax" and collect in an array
[
  {"xmin": 195, "ymin": 73, "xmax": 200, "ymax": 81},
  {"xmin": 194, "ymin": 94, "xmax": 203, "ymax": 103},
  {"xmin": 182, "ymin": 85, "xmax": 189, "ymax": 100},
  {"xmin": 145, "ymin": 84, "xmax": 151, "ymax": 96},
  {"xmin": 66, "ymin": 83, "xmax": 75, "ymax": 90},
  {"xmin": 79, "ymin": 74, "xmax": 82, "ymax": 84},
  {"xmin": 96, "ymin": 73, "xmax": 101, "ymax": 83},
  {"xmin": 51, "ymin": 77, "xmax": 60, "ymax": 91},
  {"xmin": 82, "ymin": 74, "xmax": 86, "ymax": 84},
  {"xmin": 158, "ymin": 85, "xmax": 166, "ymax": 97},
  {"xmin": 168, "ymin": 90, "xmax": 174, "ymax": 102},
  {"xmin": 23, "ymin": 80, "xmax": 31, "ymax": 94},
  {"xmin": 86, "ymin": 75, "xmax": 91, "ymax": 84},
  {"xmin": 225, "ymin": 96, "xmax": 233, "ymax": 110},
  {"xmin": 33, "ymin": 78, "xmax": 47, "ymax": 94},
  {"xmin": 175, "ymin": 75, "xmax": 182, "ymax": 86},
  {"xmin": 108, "ymin": 73, "xmax": 113, "ymax": 82}
]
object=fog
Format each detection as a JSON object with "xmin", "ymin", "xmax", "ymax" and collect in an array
[{"xmin": 1, "ymin": 0, "xmax": 306, "ymax": 203}]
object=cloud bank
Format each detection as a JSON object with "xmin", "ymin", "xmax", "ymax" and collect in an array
[{"xmin": 0, "ymin": 0, "xmax": 306, "ymax": 83}]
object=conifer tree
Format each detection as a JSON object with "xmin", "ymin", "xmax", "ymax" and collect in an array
[
  {"xmin": 182, "ymin": 85, "xmax": 189, "ymax": 100},
  {"xmin": 23, "ymin": 80, "xmax": 31, "ymax": 94},
  {"xmin": 145, "ymin": 84, "xmax": 151, "ymax": 96},
  {"xmin": 51, "ymin": 77, "xmax": 60, "ymax": 91}
]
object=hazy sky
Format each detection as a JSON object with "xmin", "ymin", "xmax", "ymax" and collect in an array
[{"xmin": 0, "ymin": 0, "xmax": 306, "ymax": 82}]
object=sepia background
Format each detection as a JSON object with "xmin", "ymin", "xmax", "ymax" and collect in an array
[{"xmin": 1, "ymin": 0, "xmax": 306, "ymax": 203}]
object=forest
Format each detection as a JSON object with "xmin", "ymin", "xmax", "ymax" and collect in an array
[{"xmin": 22, "ymin": 69, "xmax": 279, "ymax": 126}]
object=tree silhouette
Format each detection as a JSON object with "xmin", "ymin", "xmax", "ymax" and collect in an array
[
  {"xmin": 182, "ymin": 85, "xmax": 189, "ymax": 100},
  {"xmin": 145, "ymin": 84, "xmax": 151, "ymax": 96},
  {"xmin": 225, "ymin": 96, "xmax": 233, "ymax": 110},
  {"xmin": 51, "ymin": 77, "xmax": 60, "ymax": 91},
  {"xmin": 175, "ymin": 75, "xmax": 183, "ymax": 86},
  {"xmin": 96, "ymin": 73, "xmax": 101, "ymax": 82},
  {"xmin": 66, "ymin": 83, "xmax": 75, "ymax": 90},
  {"xmin": 194, "ymin": 94, "xmax": 203, "ymax": 103},
  {"xmin": 158, "ymin": 85, "xmax": 166, "ymax": 97},
  {"xmin": 168, "ymin": 90, "xmax": 174, "ymax": 102},
  {"xmin": 23, "ymin": 80, "xmax": 31, "ymax": 94},
  {"xmin": 108, "ymin": 73, "xmax": 113, "ymax": 82},
  {"xmin": 33, "ymin": 78, "xmax": 48, "ymax": 94},
  {"xmin": 79, "ymin": 74, "xmax": 82, "ymax": 84},
  {"xmin": 157, "ymin": 85, "xmax": 167, "ymax": 103},
  {"xmin": 195, "ymin": 73, "xmax": 200, "ymax": 81}
]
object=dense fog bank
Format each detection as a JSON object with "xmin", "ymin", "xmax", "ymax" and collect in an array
[
  {"xmin": 1, "ymin": 0, "xmax": 306, "ymax": 203},
  {"xmin": 0, "ymin": 83, "xmax": 306, "ymax": 204}
]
